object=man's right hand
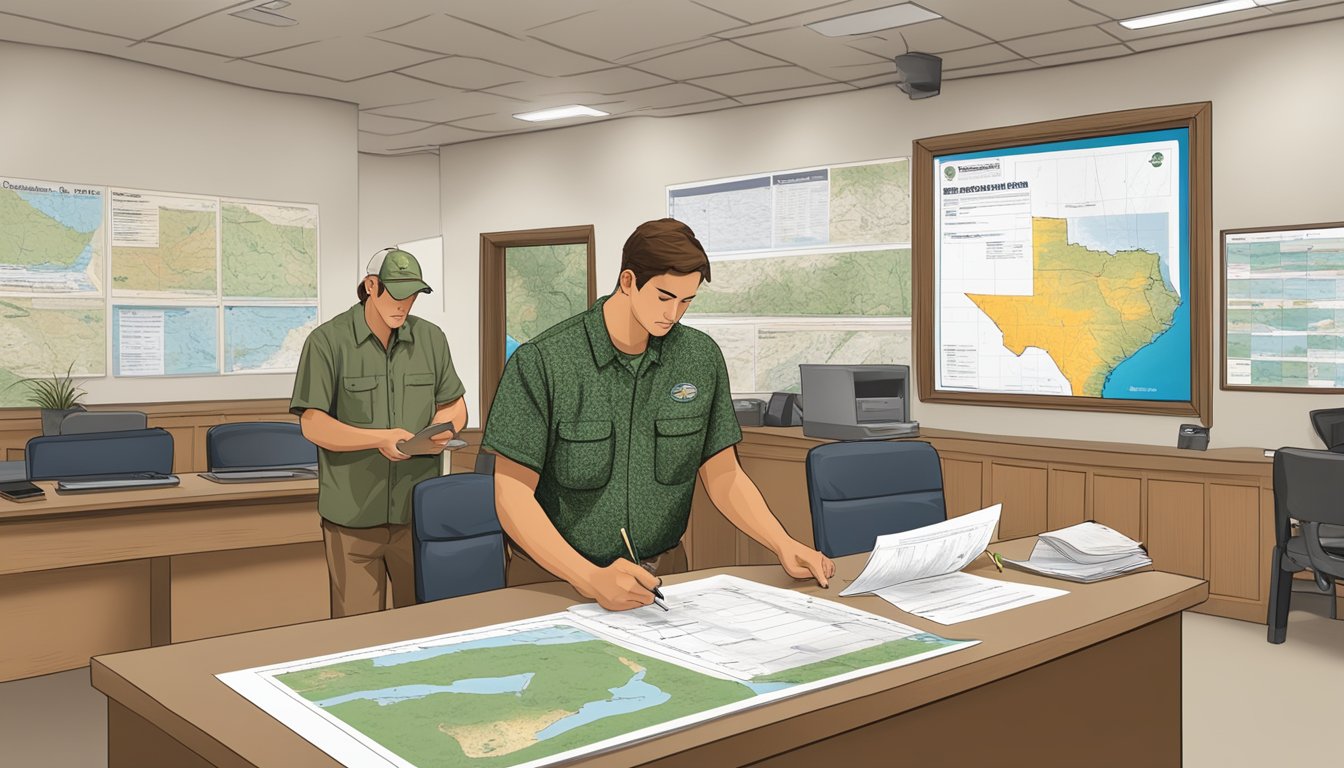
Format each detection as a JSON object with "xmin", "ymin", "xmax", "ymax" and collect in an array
[
  {"xmin": 577, "ymin": 559, "xmax": 661, "ymax": 611},
  {"xmin": 378, "ymin": 428, "xmax": 415, "ymax": 461}
]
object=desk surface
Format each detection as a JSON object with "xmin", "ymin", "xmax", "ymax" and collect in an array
[
  {"xmin": 0, "ymin": 473, "xmax": 316, "ymax": 523},
  {"xmin": 92, "ymin": 537, "xmax": 1207, "ymax": 768}
]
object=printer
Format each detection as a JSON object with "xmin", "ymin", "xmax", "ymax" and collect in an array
[{"xmin": 799, "ymin": 364, "xmax": 919, "ymax": 440}]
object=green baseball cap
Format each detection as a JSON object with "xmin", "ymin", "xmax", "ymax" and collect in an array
[{"xmin": 366, "ymin": 248, "xmax": 432, "ymax": 300}]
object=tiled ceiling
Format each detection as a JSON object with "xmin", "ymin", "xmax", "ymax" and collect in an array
[{"xmin": 2, "ymin": 0, "xmax": 1342, "ymax": 154}]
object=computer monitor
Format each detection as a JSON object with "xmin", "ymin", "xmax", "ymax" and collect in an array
[{"xmin": 799, "ymin": 364, "xmax": 918, "ymax": 441}]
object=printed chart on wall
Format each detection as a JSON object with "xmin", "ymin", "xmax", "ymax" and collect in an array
[
  {"xmin": 933, "ymin": 130, "xmax": 1192, "ymax": 403},
  {"xmin": 668, "ymin": 159, "xmax": 911, "ymax": 393},
  {"xmin": 1224, "ymin": 224, "xmax": 1344, "ymax": 390}
]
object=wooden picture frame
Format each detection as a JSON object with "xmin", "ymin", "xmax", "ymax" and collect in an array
[
  {"xmin": 913, "ymin": 102, "xmax": 1212, "ymax": 426},
  {"xmin": 1221, "ymin": 221, "xmax": 1344, "ymax": 393}
]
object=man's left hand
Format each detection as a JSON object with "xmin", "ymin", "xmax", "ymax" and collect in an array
[{"xmin": 774, "ymin": 539, "xmax": 835, "ymax": 588}]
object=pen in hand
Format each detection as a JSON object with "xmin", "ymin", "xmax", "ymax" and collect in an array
[{"xmin": 620, "ymin": 527, "xmax": 669, "ymax": 611}]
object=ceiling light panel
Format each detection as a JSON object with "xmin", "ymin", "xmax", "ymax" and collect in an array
[
  {"xmin": 1121, "ymin": 0, "xmax": 1258, "ymax": 29},
  {"xmin": 513, "ymin": 104, "xmax": 609, "ymax": 122}
]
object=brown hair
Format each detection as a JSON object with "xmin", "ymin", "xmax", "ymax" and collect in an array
[
  {"xmin": 356, "ymin": 277, "xmax": 386, "ymax": 304},
  {"xmin": 620, "ymin": 218, "xmax": 711, "ymax": 289}
]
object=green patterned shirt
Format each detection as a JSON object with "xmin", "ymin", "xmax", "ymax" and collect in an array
[{"xmin": 482, "ymin": 295, "xmax": 742, "ymax": 566}]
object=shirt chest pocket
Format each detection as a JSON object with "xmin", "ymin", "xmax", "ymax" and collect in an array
[
  {"xmin": 403, "ymin": 371, "xmax": 436, "ymax": 427},
  {"xmin": 655, "ymin": 417, "xmax": 706, "ymax": 486},
  {"xmin": 339, "ymin": 375, "xmax": 380, "ymax": 424},
  {"xmin": 554, "ymin": 420, "xmax": 614, "ymax": 491}
]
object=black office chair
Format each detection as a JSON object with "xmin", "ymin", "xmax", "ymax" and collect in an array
[
  {"xmin": 473, "ymin": 450, "xmax": 496, "ymax": 475},
  {"xmin": 1307, "ymin": 408, "xmax": 1344, "ymax": 452},
  {"xmin": 805, "ymin": 440, "xmax": 946, "ymax": 558},
  {"xmin": 206, "ymin": 422, "xmax": 317, "ymax": 471},
  {"xmin": 412, "ymin": 473, "xmax": 506, "ymax": 603},
  {"xmin": 26, "ymin": 428, "xmax": 175, "ymax": 480},
  {"xmin": 1267, "ymin": 447, "xmax": 1344, "ymax": 643}
]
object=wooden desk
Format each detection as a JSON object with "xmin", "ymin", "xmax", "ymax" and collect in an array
[
  {"xmin": 92, "ymin": 538, "xmax": 1207, "ymax": 768},
  {"xmin": 0, "ymin": 474, "xmax": 326, "ymax": 682}
]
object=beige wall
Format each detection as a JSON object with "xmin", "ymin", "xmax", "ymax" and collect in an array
[
  {"xmin": 0, "ymin": 42, "xmax": 357, "ymax": 404},
  {"xmin": 438, "ymin": 18, "xmax": 1344, "ymax": 449},
  {"xmin": 357, "ymin": 152, "xmax": 441, "ymax": 272}
]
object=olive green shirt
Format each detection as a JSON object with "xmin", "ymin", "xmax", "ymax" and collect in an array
[
  {"xmin": 289, "ymin": 303, "xmax": 464, "ymax": 527},
  {"xmin": 482, "ymin": 295, "xmax": 742, "ymax": 566}
]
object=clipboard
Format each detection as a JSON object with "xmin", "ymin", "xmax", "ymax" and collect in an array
[{"xmin": 396, "ymin": 422, "xmax": 466, "ymax": 456}]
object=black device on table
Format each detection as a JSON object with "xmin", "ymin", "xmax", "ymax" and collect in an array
[{"xmin": 0, "ymin": 479, "xmax": 45, "ymax": 502}]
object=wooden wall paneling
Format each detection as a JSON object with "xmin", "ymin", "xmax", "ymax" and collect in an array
[
  {"xmin": 988, "ymin": 462, "xmax": 1048, "ymax": 541},
  {"xmin": 1146, "ymin": 480, "xmax": 1205, "ymax": 578},
  {"xmin": 737, "ymin": 454, "xmax": 808, "ymax": 565},
  {"xmin": 689, "ymin": 478, "xmax": 735, "ymax": 570},
  {"xmin": 940, "ymin": 456, "xmax": 985, "ymax": 518},
  {"xmin": 169, "ymin": 542, "xmax": 329, "ymax": 643},
  {"xmin": 1047, "ymin": 468, "xmax": 1086, "ymax": 530},
  {"xmin": 0, "ymin": 560, "xmax": 151, "ymax": 682},
  {"xmin": 1091, "ymin": 474, "xmax": 1143, "ymax": 542},
  {"xmin": 1207, "ymin": 484, "xmax": 1261, "ymax": 601}
]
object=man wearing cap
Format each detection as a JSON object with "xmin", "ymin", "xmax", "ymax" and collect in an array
[
  {"xmin": 483, "ymin": 219, "xmax": 834, "ymax": 612},
  {"xmin": 290, "ymin": 248, "xmax": 467, "ymax": 617}
]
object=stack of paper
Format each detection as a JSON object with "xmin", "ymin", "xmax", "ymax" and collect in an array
[
  {"xmin": 1004, "ymin": 522, "xmax": 1151, "ymax": 583},
  {"xmin": 839, "ymin": 505, "xmax": 1068, "ymax": 625}
]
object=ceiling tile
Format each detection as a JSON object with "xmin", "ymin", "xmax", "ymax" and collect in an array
[
  {"xmin": 732, "ymin": 26, "xmax": 892, "ymax": 71},
  {"xmin": 827, "ymin": 61, "xmax": 901, "ymax": 82},
  {"xmin": 940, "ymin": 43, "xmax": 1021, "ymax": 69},
  {"xmin": 484, "ymin": 67, "xmax": 673, "ymax": 100},
  {"xmin": 250, "ymin": 36, "xmax": 441, "ymax": 81},
  {"xmin": 634, "ymin": 41, "xmax": 783, "ymax": 80},
  {"xmin": 735, "ymin": 82, "xmax": 857, "ymax": 105},
  {"xmin": 400, "ymin": 57, "xmax": 533, "ymax": 90},
  {"xmin": 689, "ymin": 66, "xmax": 836, "ymax": 96},
  {"xmin": 448, "ymin": 0, "xmax": 613, "ymax": 36},
  {"xmin": 638, "ymin": 97, "xmax": 740, "ymax": 116},
  {"xmin": 200, "ymin": 58, "xmax": 361, "ymax": 102},
  {"xmin": 115, "ymin": 42, "xmax": 233, "ymax": 75},
  {"xmin": 615, "ymin": 82, "xmax": 733, "ymax": 109},
  {"xmin": 1263, "ymin": 0, "xmax": 1344, "ymax": 12},
  {"xmin": 715, "ymin": 0, "xmax": 957, "ymax": 39},
  {"xmin": 1104, "ymin": 6, "xmax": 1271, "ymax": 40},
  {"xmin": 373, "ymin": 14, "xmax": 610, "ymax": 75},
  {"xmin": 691, "ymin": 0, "xmax": 840, "ymax": 24},
  {"xmin": 337, "ymin": 73, "xmax": 457, "ymax": 110},
  {"xmin": 528, "ymin": 0, "xmax": 740, "ymax": 61},
  {"xmin": 1005, "ymin": 26, "xmax": 1120, "ymax": 57},
  {"xmin": 358, "ymin": 112, "xmax": 437, "ymax": 135},
  {"xmin": 1070, "ymin": 0, "xmax": 1191, "ymax": 18},
  {"xmin": 920, "ymin": 0, "xmax": 1108, "ymax": 38},
  {"xmin": 0, "ymin": 0, "xmax": 237, "ymax": 41},
  {"xmin": 0, "ymin": 12, "xmax": 133, "ymax": 52},
  {"xmin": 850, "ymin": 72, "xmax": 902, "ymax": 88},
  {"xmin": 846, "ymin": 19, "xmax": 993, "ymax": 58},
  {"xmin": 944, "ymin": 59, "xmax": 1039, "ymax": 78},
  {"xmin": 369, "ymin": 91, "xmax": 528, "ymax": 123},
  {"xmin": 1032, "ymin": 44, "xmax": 1130, "ymax": 66}
]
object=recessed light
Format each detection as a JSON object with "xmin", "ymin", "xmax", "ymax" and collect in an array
[
  {"xmin": 1120, "ymin": 0, "xmax": 1282, "ymax": 30},
  {"xmin": 807, "ymin": 3, "xmax": 941, "ymax": 37},
  {"xmin": 513, "ymin": 105, "xmax": 609, "ymax": 123}
]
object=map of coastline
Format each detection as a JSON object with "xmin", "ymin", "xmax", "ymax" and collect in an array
[
  {"xmin": 967, "ymin": 217, "xmax": 1179, "ymax": 397},
  {"xmin": 0, "ymin": 183, "xmax": 103, "ymax": 294}
]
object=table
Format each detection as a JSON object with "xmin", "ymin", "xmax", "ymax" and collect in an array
[
  {"xmin": 0, "ymin": 474, "xmax": 325, "ymax": 682},
  {"xmin": 91, "ymin": 537, "xmax": 1207, "ymax": 767}
]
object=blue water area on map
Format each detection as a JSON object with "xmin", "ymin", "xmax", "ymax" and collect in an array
[
  {"xmin": 315, "ymin": 673, "xmax": 535, "ymax": 708},
  {"xmin": 112, "ymin": 306, "xmax": 218, "ymax": 375},
  {"xmin": 223, "ymin": 305, "xmax": 316, "ymax": 372},
  {"xmin": 505, "ymin": 334, "xmax": 521, "ymax": 361},
  {"xmin": 534, "ymin": 671, "xmax": 671, "ymax": 741},
  {"xmin": 1068, "ymin": 213, "xmax": 1172, "ymax": 291},
  {"xmin": 372, "ymin": 625, "xmax": 595, "ymax": 667},
  {"xmin": 16, "ymin": 190, "xmax": 102, "ymax": 233}
]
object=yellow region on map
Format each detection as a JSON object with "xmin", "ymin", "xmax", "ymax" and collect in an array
[{"xmin": 967, "ymin": 217, "xmax": 1178, "ymax": 397}]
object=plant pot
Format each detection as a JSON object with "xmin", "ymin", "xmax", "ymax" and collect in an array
[{"xmin": 41, "ymin": 405, "xmax": 86, "ymax": 436}]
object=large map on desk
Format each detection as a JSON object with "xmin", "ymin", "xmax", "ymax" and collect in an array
[
  {"xmin": 934, "ymin": 129, "xmax": 1192, "ymax": 402},
  {"xmin": 219, "ymin": 576, "xmax": 973, "ymax": 768}
]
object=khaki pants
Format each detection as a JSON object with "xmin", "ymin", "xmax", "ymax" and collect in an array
[
  {"xmin": 506, "ymin": 541, "xmax": 688, "ymax": 587},
  {"xmin": 321, "ymin": 519, "xmax": 416, "ymax": 618}
]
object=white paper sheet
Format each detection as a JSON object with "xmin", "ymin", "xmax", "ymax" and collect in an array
[
  {"xmin": 840, "ymin": 504, "xmax": 1001, "ymax": 596},
  {"xmin": 873, "ymin": 571, "xmax": 1066, "ymax": 625}
]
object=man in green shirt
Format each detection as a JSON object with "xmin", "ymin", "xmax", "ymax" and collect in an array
[
  {"xmin": 290, "ymin": 248, "xmax": 466, "ymax": 617},
  {"xmin": 483, "ymin": 219, "xmax": 834, "ymax": 611}
]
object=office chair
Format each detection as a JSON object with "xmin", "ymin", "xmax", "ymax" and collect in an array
[
  {"xmin": 805, "ymin": 440, "xmax": 946, "ymax": 558},
  {"xmin": 206, "ymin": 422, "xmax": 317, "ymax": 471},
  {"xmin": 1307, "ymin": 408, "xmax": 1344, "ymax": 452},
  {"xmin": 412, "ymin": 473, "xmax": 506, "ymax": 602},
  {"xmin": 26, "ymin": 428, "xmax": 174, "ymax": 480},
  {"xmin": 1267, "ymin": 447, "xmax": 1344, "ymax": 643},
  {"xmin": 58, "ymin": 410, "xmax": 148, "ymax": 435},
  {"xmin": 473, "ymin": 450, "xmax": 496, "ymax": 475}
]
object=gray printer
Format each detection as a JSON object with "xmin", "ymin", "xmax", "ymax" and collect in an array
[{"xmin": 799, "ymin": 364, "xmax": 919, "ymax": 440}]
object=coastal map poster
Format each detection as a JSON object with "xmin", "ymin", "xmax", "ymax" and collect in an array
[{"xmin": 917, "ymin": 105, "xmax": 1211, "ymax": 422}]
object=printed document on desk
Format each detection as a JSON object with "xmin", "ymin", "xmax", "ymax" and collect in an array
[{"xmin": 872, "ymin": 572, "xmax": 1066, "ymax": 625}]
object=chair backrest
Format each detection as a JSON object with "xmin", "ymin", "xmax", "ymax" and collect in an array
[
  {"xmin": 206, "ymin": 422, "xmax": 317, "ymax": 471},
  {"xmin": 412, "ymin": 473, "xmax": 505, "ymax": 603},
  {"xmin": 1308, "ymin": 408, "xmax": 1344, "ymax": 452},
  {"xmin": 26, "ymin": 428, "xmax": 175, "ymax": 480},
  {"xmin": 58, "ymin": 410, "xmax": 148, "ymax": 435},
  {"xmin": 473, "ymin": 450, "xmax": 496, "ymax": 475},
  {"xmin": 1274, "ymin": 448, "xmax": 1344, "ymax": 536},
  {"xmin": 805, "ymin": 440, "xmax": 946, "ymax": 558}
]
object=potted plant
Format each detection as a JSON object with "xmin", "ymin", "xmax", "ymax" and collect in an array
[{"xmin": 22, "ymin": 363, "xmax": 88, "ymax": 435}]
